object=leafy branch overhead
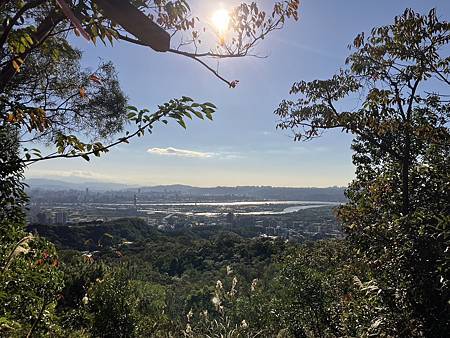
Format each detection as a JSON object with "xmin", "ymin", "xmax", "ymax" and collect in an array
[
  {"xmin": 92, "ymin": 0, "xmax": 299, "ymax": 86},
  {"xmin": 0, "ymin": 0, "xmax": 297, "ymax": 164},
  {"xmin": 276, "ymin": 9, "xmax": 449, "ymax": 149},
  {"xmin": 24, "ymin": 97, "xmax": 216, "ymax": 163}
]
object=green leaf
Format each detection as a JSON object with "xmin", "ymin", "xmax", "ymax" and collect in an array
[
  {"xmin": 202, "ymin": 107, "xmax": 215, "ymax": 115},
  {"xmin": 193, "ymin": 111, "xmax": 204, "ymax": 119},
  {"xmin": 203, "ymin": 102, "xmax": 217, "ymax": 109},
  {"xmin": 127, "ymin": 105, "xmax": 138, "ymax": 112},
  {"xmin": 25, "ymin": 34, "xmax": 33, "ymax": 45}
]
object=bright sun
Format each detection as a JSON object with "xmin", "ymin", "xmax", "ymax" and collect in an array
[{"xmin": 212, "ymin": 8, "xmax": 230, "ymax": 34}]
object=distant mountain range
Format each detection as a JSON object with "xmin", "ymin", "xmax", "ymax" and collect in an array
[
  {"xmin": 25, "ymin": 178, "xmax": 132, "ymax": 191},
  {"xmin": 25, "ymin": 178, "xmax": 347, "ymax": 202}
]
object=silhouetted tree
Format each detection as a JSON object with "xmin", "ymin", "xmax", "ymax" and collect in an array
[{"xmin": 276, "ymin": 8, "xmax": 449, "ymax": 336}]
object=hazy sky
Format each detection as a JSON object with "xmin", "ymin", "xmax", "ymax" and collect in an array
[{"xmin": 25, "ymin": 0, "xmax": 450, "ymax": 187}]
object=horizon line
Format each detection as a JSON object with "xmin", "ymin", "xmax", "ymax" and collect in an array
[{"xmin": 25, "ymin": 177, "xmax": 346, "ymax": 190}]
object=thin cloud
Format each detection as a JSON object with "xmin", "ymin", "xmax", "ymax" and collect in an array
[
  {"xmin": 147, "ymin": 147, "xmax": 214, "ymax": 158},
  {"xmin": 25, "ymin": 169, "xmax": 118, "ymax": 182}
]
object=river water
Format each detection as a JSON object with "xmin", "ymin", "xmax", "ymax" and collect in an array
[{"xmin": 111, "ymin": 200, "xmax": 343, "ymax": 216}]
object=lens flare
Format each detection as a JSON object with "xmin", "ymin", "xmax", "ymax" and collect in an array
[{"xmin": 212, "ymin": 8, "xmax": 230, "ymax": 34}]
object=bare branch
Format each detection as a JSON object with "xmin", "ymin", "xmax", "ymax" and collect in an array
[{"xmin": 117, "ymin": 33, "xmax": 234, "ymax": 86}]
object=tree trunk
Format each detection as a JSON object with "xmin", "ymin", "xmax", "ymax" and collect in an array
[{"xmin": 402, "ymin": 125, "xmax": 411, "ymax": 216}]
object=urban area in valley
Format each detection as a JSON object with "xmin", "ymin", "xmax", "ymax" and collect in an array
[{"xmin": 26, "ymin": 179, "xmax": 345, "ymax": 245}]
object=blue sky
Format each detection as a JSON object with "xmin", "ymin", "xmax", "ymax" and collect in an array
[{"xmin": 25, "ymin": 0, "xmax": 450, "ymax": 187}]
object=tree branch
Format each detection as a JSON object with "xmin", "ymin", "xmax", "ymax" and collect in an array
[
  {"xmin": 117, "ymin": 33, "xmax": 235, "ymax": 86},
  {"xmin": 23, "ymin": 110, "xmax": 164, "ymax": 164},
  {"xmin": 0, "ymin": 0, "xmax": 46, "ymax": 49},
  {"xmin": 0, "ymin": 10, "xmax": 64, "ymax": 93}
]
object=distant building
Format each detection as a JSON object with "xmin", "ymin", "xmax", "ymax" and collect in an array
[
  {"xmin": 54, "ymin": 211, "xmax": 68, "ymax": 224},
  {"xmin": 27, "ymin": 204, "xmax": 41, "ymax": 223},
  {"xmin": 36, "ymin": 212, "xmax": 52, "ymax": 224}
]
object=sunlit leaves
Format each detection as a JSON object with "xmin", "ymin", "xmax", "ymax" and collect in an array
[
  {"xmin": 78, "ymin": 87, "xmax": 86, "ymax": 98},
  {"xmin": 346, "ymin": 8, "xmax": 450, "ymax": 85},
  {"xmin": 7, "ymin": 29, "xmax": 34, "ymax": 55},
  {"xmin": 210, "ymin": 0, "xmax": 299, "ymax": 58},
  {"xmin": 11, "ymin": 58, "xmax": 23, "ymax": 72}
]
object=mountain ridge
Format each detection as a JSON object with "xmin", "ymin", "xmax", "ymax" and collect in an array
[{"xmin": 25, "ymin": 178, "xmax": 347, "ymax": 202}]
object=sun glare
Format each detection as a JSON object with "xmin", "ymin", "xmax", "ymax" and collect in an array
[{"xmin": 212, "ymin": 8, "xmax": 230, "ymax": 34}]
